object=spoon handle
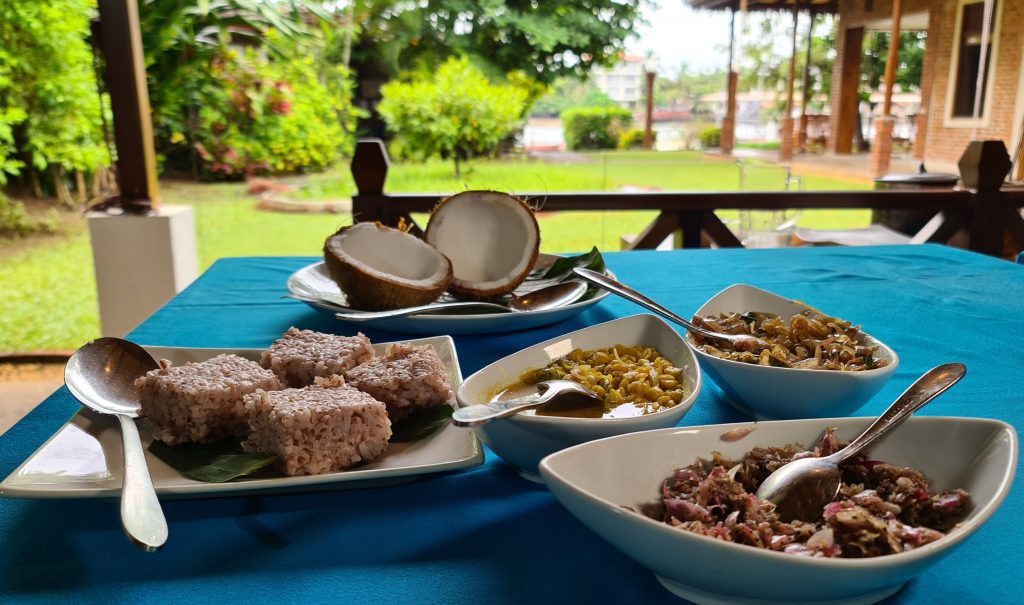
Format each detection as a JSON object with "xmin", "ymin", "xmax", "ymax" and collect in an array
[
  {"xmin": 118, "ymin": 414, "xmax": 168, "ymax": 552},
  {"xmin": 573, "ymin": 268, "xmax": 702, "ymax": 334},
  {"xmin": 832, "ymin": 363, "xmax": 966, "ymax": 463},
  {"xmin": 336, "ymin": 301, "xmax": 511, "ymax": 321},
  {"xmin": 452, "ymin": 388, "xmax": 562, "ymax": 427}
]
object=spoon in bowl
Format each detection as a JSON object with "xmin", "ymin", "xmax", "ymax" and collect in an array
[
  {"xmin": 573, "ymin": 268, "xmax": 768, "ymax": 350},
  {"xmin": 756, "ymin": 362, "xmax": 966, "ymax": 522},
  {"xmin": 333, "ymin": 280, "xmax": 589, "ymax": 321},
  {"xmin": 64, "ymin": 337, "xmax": 168, "ymax": 552},
  {"xmin": 452, "ymin": 380, "xmax": 601, "ymax": 426}
]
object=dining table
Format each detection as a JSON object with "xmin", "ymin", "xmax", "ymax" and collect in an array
[{"xmin": 1, "ymin": 243, "xmax": 1021, "ymax": 604}]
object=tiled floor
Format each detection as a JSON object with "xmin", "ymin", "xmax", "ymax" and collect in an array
[{"xmin": 0, "ymin": 363, "xmax": 63, "ymax": 436}]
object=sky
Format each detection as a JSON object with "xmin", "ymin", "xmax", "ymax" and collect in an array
[{"xmin": 627, "ymin": 2, "xmax": 733, "ymax": 75}]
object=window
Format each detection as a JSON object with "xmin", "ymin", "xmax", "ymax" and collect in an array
[{"xmin": 948, "ymin": 0, "xmax": 1000, "ymax": 122}]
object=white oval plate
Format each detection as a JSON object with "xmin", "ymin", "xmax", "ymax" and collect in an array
[{"xmin": 286, "ymin": 253, "xmax": 612, "ymax": 335}]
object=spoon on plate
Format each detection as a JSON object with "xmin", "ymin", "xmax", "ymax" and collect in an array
[
  {"xmin": 573, "ymin": 268, "xmax": 769, "ymax": 350},
  {"xmin": 756, "ymin": 362, "xmax": 966, "ymax": 522},
  {"xmin": 64, "ymin": 337, "xmax": 168, "ymax": 552},
  {"xmin": 332, "ymin": 280, "xmax": 589, "ymax": 321},
  {"xmin": 452, "ymin": 380, "xmax": 602, "ymax": 426}
]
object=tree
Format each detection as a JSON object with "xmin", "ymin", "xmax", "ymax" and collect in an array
[
  {"xmin": 655, "ymin": 63, "xmax": 727, "ymax": 109},
  {"xmin": 737, "ymin": 13, "xmax": 836, "ymax": 118},
  {"xmin": 0, "ymin": 0, "xmax": 107, "ymax": 204},
  {"xmin": 377, "ymin": 57, "xmax": 527, "ymax": 176},
  {"xmin": 530, "ymin": 78, "xmax": 616, "ymax": 117},
  {"xmin": 349, "ymin": 0, "xmax": 647, "ymax": 133},
  {"xmin": 861, "ymin": 31, "xmax": 927, "ymax": 92}
]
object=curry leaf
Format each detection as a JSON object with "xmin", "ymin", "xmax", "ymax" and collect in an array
[
  {"xmin": 390, "ymin": 405, "xmax": 454, "ymax": 442},
  {"xmin": 148, "ymin": 440, "xmax": 278, "ymax": 483},
  {"xmin": 534, "ymin": 247, "xmax": 606, "ymax": 281}
]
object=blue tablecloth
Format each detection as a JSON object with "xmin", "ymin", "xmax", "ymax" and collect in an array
[{"xmin": 1, "ymin": 244, "xmax": 1021, "ymax": 604}]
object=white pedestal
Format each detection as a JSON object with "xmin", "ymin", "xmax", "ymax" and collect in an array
[{"xmin": 87, "ymin": 205, "xmax": 198, "ymax": 337}]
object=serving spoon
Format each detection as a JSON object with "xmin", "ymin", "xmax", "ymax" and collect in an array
[
  {"xmin": 332, "ymin": 280, "xmax": 589, "ymax": 321},
  {"xmin": 756, "ymin": 362, "xmax": 967, "ymax": 522},
  {"xmin": 452, "ymin": 380, "xmax": 601, "ymax": 426},
  {"xmin": 573, "ymin": 268, "xmax": 768, "ymax": 350},
  {"xmin": 64, "ymin": 337, "xmax": 168, "ymax": 552}
]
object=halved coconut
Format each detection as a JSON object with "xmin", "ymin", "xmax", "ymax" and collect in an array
[
  {"xmin": 423, "ymin": 191, "xmax": 540, "ymax": 300},
  {"xmin": 323, "ymin": 223, "xmax": 453, "ymax": 311}
]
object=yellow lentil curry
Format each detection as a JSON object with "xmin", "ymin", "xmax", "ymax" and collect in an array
[{"xmin": 498, "ymin": 345, "xmax": 687, "ymax": 419}]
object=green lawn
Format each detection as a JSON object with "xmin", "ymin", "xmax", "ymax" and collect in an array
[{"xmin": 0, "ymin": 151, "xmax": 872, "ymax": 353}]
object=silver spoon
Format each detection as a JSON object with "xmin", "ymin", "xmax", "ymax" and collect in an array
[
  {"xmin": 64, "ymin": 337, "xmax": 168, "ymax": 552},
  {"xmin": 333, "ymin": 280, "xmax": 588, "ymax": 321},
  {"xmin": 756, "ymin": 362, "xmax": 967, "ymax": 522},
  {"xmin": 452, "ymin": 380, "xmax": 601, "ymax": 426},
  {"xmin": 573, "ymin": 268, "xmax": 768, "ymax": 350}
]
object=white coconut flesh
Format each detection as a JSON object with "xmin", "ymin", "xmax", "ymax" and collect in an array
[
  {"xmin": 324, "ymin": 223, "xmax": 453, "ymax": 310},
  {"xmin": 330, "ymin": 224, "xmax": 450, "ymax": 287},
  {"xmin": 425, "ymin": 191, "xmax": 539, "ymax": 296}
]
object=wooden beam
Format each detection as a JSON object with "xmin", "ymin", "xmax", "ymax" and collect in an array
[
  {"xmin": 835, "ymin": 27, "xmax": 864, "ymax": 153},
  {"xmin": 94, "ymin": 0, "xmax": 160, "ymax": 211},
  {"xmin": 628, "ymin": 212, "xmax": 680, "ymax": 250},
  {"xmin": 882, "ymin": 0, "xmax": 903, "ymax": 116},
  {"xmin": 784, "ymin": 2, "xmax": 799, "ymax": 117}
]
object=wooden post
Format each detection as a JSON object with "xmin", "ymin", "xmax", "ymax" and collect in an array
[
  {"xmin": 798, "ymin": 13, "xmax": 815, "ymax": 152},
  {"xmin": 959, "ymin": 140, "xmax": 1012, "ymax": 256},
  {"xmin": 779, "ymin": 2, "xmax": 800, "ymax": 162},
  {"xmin": 721, "ymin": 8, "xmax": 738, "ymax": 155},
  {"xmin": 93, "ymin": 0, "xmax": 160, "ymax": 211},
  {"xmin": 871, "ymin": 0, "xmax": 902, "ymax": 177},
  {"xmin": 643, "ymin": 70, "xmax": 656, "ymax": 150},
  {"xmin": 835, "ymin": 26, "xmax": 864, "ymax": 154},
  {"xmin": 351, "ymin": 139, "xmax": 395, "ymax": 225}
]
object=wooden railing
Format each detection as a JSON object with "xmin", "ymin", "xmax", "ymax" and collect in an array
[{"xmin": 349, "ymin": 139, "xmax": 1024, "ymax": 257}]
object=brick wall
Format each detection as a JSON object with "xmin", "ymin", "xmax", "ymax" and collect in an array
[
  {"xmin": 922, "ymin": 0, "xmax": 1023, "ymax": 173},
  {"xmin": 830, "ymin": 0, "xmax": 1023, "ymax": 172}
]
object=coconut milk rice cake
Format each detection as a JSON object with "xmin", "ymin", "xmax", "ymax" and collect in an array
[
  {"xmin": 261, "ymin": 327, "xmax": 373, "ymax": 387},
  {"xmin": 344, "ymin": 342, "xmax": 454, "ymax": 422},
  {"xmin": 242, "ymin": 375, "xmax": 391, "ymax": 476},
  {"xmin": 136, "ymin": 354, "xmax": 283, "ymax": 445}
]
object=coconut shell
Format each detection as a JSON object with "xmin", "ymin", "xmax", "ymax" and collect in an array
[
  {"xmin": 323, "ymin": 224, "xmax": 453, "ymax": 311},
  {"xmin": 424, "ymin": 190, "xmax": 540, "ymax": 301}
]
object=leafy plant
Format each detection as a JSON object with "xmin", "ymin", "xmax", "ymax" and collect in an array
[
  {"xmin": 188, "ymin": 45, "xmax": 353, "ymax": 178},
  {"xmin": 618, "ymin": 128, "xmax": 655, "ymax": 150},
  {"xmin": 139, "ymin": 1, "xmax": 354, "ymax": 178},
  {"xmin": 561, "ymin": 107, "xmax": 633, "ymax": 150},
  {"xmin": 377, "ymin": 57, "xmax": 527, "ymax": 176},
  {"xmin": 0, "ymin": 192, "xmax": 58, "ymax": 237},
  {"xmin": 0, "ymin": 0, "xmax": 107, "ymax": 200},
  {"xmin": 699, "ymin": 126, "xmax": 722, "ymax": 149}
]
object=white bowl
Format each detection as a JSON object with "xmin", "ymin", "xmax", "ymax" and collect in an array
[
  {"xmin": 456, "ymin": 314, "xmax": 702, "ymax": 480},
  {"xmin": 540, "ymin": 416, "xmax": 1018, "ymax": 605},
  {"xmin": 690, "ymin": 284, "xmax": 898, "ymax": 420}
]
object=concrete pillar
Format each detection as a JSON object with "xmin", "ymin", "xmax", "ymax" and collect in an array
[{"xmin": 87, "ymin": 205, "xmax": 198, "ymax": 337}]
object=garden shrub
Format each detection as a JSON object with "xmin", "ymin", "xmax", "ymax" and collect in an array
[
  {"xmin": 617, "ymin": 128, "xmax": 655, "ymax": 150},
  {"xmin": 183, "ymin": 48, "xmax": 355, "ymax": 178},
  {"xmin": 562, "ymin": 107, "xmax": 633, "ymax": 150},
  {"xmin": 699, "ymin": 126, "xmax": 722, "ymax": 149},
  {"xmin": 0, "ymin": 193, "xmax": 58, "ymax": 237},
  {"xmin": 377, "ymin": 57, "xmax": 528, "ymax": 176}
]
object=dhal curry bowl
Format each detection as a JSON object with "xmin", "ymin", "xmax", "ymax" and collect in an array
[
  {"xmin": 689, "ymin": 284, "xmax": 898, "ymax": 420},
  {"xmin": 540, "ymin": 416, "xmax": 1018, "ymax": 605},
  {"xmin": 456, "ymin": 314, "xmax": 701, "ymax": 480}
]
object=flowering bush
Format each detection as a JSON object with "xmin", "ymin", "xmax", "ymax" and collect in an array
[{"xmin": 172, "ymin": 48, "xmax": 356, "ymax": 178}]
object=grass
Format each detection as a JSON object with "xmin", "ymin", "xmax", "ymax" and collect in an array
[{"xmin": 0, "ymin": 151, "xmax": 873, "ymax": 353}]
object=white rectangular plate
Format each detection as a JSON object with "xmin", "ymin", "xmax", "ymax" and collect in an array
[{"xmin": 0, "ymin": 336, "xmax": 484, "ymax": 499}]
